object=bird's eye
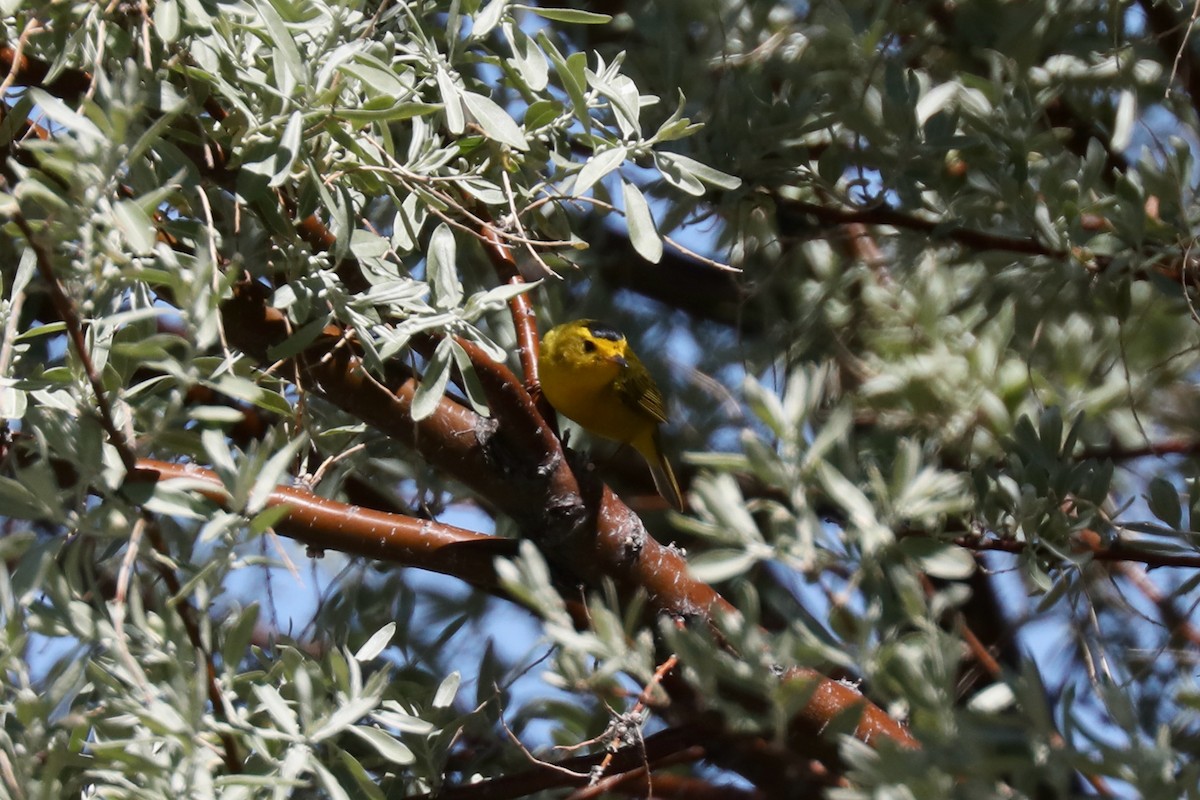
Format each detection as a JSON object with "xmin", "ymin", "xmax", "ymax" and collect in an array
[{"xmin": 581, "ymin": 339, "xmax": 597, "ymax": 353}]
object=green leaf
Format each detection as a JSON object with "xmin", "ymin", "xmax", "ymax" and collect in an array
[
  {"xmin": 347, "ymin": 725, "xmax": 415, "ymax": 765},
  {"xmin": 517, "ymin": 5, "xmax": 612, "ymax": 23},
  {"xmin": 448, "ymin": 339, "xmax": 492, "ymax": 417},
  {"xmin": 253, "ymin": 0, "xmax": 304, "ymax": 85},
  {"xmin": 246, "ymin": 434, "xmax": 307, "ymax": 515},
  {"xmin": 311, "ymin": 759, "xmax": 354, "ymax": 800},
  {"xmin": 334, "ymin": 749, "xmax": 388, "ymax": 800},
  {"xmin": 154, "ymin": 0, "xmax": 180, "ymax": 42},
  {"xmin": 473, "ymin": 0, "xmax": 509, "ymax": 38},
  {"xmin": 590, "ymin": 71, "xmax": 641, "ymax": 137},
  {"xmin": 524, "ymin": 98, "xmax": 562, "ymax": 130},
  {"xmin": 338, "ymin": 62, "xmax": 412, "ymax": 99},
  {"xmin": 222, "ymin": 603, "xmax": 260, "ymax": 669},
  {"xmin": 1111, "ymin": 89, "xmax": 1136, "ymax": 151},
  {"xmin": 29, "ymin": 89, "xmax": 103, "ymax": 142},
  {"xmin": 0, "ymin": 383, "xmax": 26, "ymax": 418},
  {"xmin": 436, "ymin": 67, "xmax": 464, "ymax": 134},
  {"xmin": 411, "ymin": 338, "xmax": 454, "ymax": 421},
  {"xmin": 334, "ymin": 100, "xmax": 441, "ymax": 123},
  {"xmin": 113, "ymin": 199, "xmax": 157, "ymax": 254},
  {"xmin": 655, "ymin": 151, "xmax": 704, "ymax": 196},
  {"xmin": 267, "ymin": 316, "xmax": 333, "ymax": 361},
  {"xmin": 355, "ymin": 622, "xmax": 396, "ymax": 662},
  {"xmin": 461, "ymin": 91, "xmax": 529, "ymax": 150},
  {"xmin": 270, "ymin": 111, "xmax": 303, "ymax": 187},
  {"xmin": 427, "ymin": 223, "xmax": 462, "ymax": 309},
  {"xmin": 1147, "ymin": 477, "xmax": 1182, "ymax": 530},
  {"xmin": 248, "ymin": 503, "xmax": 293, "ymax": 536},
  {"xmin": 655, "ymin": 151, "xmax": 741, "ymax": 191},
  {"xmin": 538, "ymin": 33, "xmax": 589, "ymax": 129},
  {"xmin": 967, "ymin": 682, "xmax": 1016, "ymax": 713},
  {"xmin": 896, "ymin": 538, "xmax": 977, "ymax": 579},
  {"xmin": 621, "ymin": 180, "xmax": 662, "ymax": 263},
  {"xmin": 254, "ymin": 684, "xmax": 300, "ymax": 736},
  {"xmin": 134, "ymin": 477, "xmax": 215, "ymax": 520},
  {"xmin": 688, "ymin": 548, "xmax": 763, "ymax": 583},
  {"xmin": 505, "ymin": 23, "xmax": 549, "ymax": 91},
  {"xmin": 433, "ymin": 671, "xmax": 461, "ymax": 708},
  {"xmin": 0, "ymin": 476, "xmax": 51, "ymax": 519},
  {"xmin": 575, "ymin": 146, "xmax": 626, "ymax": 195}
]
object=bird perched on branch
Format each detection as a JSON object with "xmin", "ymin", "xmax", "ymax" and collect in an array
[{"xmin": 539, "ymin": 319, "xmax": 683, "ymax": 510}]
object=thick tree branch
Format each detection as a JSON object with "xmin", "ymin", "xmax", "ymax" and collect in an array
[{"xmin": 128, "ymin": 459, "xmax": 513, "ymax": 589}]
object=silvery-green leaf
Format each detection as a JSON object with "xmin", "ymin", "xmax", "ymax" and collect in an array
[
  {"xmin": 472, "ymin": 0, "xmax": 508, "ymax": 38},
  {"xmin": 517, "ymin": 5, "xmax": 611, "ymax": 23},
  {"xmin": 896, "ymin": 538, "xmax": 977, "ymax": 579},
  {"xmin": 575, "ymin": 146, "xmax": 626, "ymax": 195},
  {"xmin": 462, "ymin": 91, "xmax": 529, "ymax": 150},
  {"xmin": 29, "ymin": 89, "xmax": 103, "ymax": 143},
  {"xmin": 656, "ymin": 151, "xmax": 740, "ymax": 191},
  {"xmin": 355, "ymin": 622, "xmax": 396, "ymax": 662},
  {"xmin": 505, "ymin": 23, "xmax": 548, "ymax": 91},
  {"xmin": 246, "ymin": 434, "xmax": 307, "ymax": 515},
  {"xmin": 113, "ymin": 200, "xmax": 157, "ymax": 254},
  {"xmin": 436, "ymin": 67, "xmax": 464, "ymax": 133},
  {"xmin": 433, "ymin": 671, "xmax": 461, "ymax": 708},
  {"xmin": 270, "ymin": 111, "xmax": 303, "ymax": 187},
  {"xmin": 410, "ymin": 338, "xmax": 453, "ymax": 421},
  {"xmin": 427, "ymin": 223, "xmax": 462, "ymax": 309},
  {"xmin": 347, "ymin": 726, "xmax": 415, "ymax": 765},
  {"xmin": 621, "ymin": 180, "xmax": 661, "ymax": 263}
]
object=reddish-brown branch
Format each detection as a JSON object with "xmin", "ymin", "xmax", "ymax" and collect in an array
[
  {"xmin": 955, "ymin": 529, "xmax": 1200, "ymax": 570},
  {"xmin": 782, "ymin": 667, "xmax": 918, "ymax": 749},
  {"xmin": 479, "ymin": 223, "xmax": 542, "ymax": 388},
  {"xmin": 129, "ymin": 460, "xmax": 513, "ymax": 589},
  {"xmin": 0, "ymin": 44, "xmax": 92, "ymax": 102}
]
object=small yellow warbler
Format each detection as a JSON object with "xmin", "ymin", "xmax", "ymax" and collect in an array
[{"xmin": 538, "ymin": 319, "xmax": 683, "ymax": 510}]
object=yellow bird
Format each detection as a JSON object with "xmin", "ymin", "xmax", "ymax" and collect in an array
[{"xmin": 538, "ymin": 319, "xmax": 683, "ymax": 510}]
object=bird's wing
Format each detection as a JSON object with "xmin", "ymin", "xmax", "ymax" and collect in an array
[{"xmin": 617, "ymin": 364, "xmax": 669, "ymax": 424}]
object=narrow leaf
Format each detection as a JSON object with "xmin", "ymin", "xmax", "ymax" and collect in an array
[
  {"xmin": 621, "ymin": 180, "xmax": 662, "ymax": 263},
  {"xmin": 347, "ymin": 725, "xmax": 415, "ymax": 765},
  {"xmin": 355, "ymin": 622, "xmax": 396, "ymax": 662},
  {"xmin": 427, "ymin": 223, "xmax": 462, "ymax": 309},
  {"xmin": 410, "ymin": 338, "xmax": 454, "ymax": 421},
  {"xmin": 462, "ymin": 91, "xmax": 529, "ymax": 150},
  {"xmin": 575, "ymin": 146, "xmax": 626, "ymax": 195},
  {"xmin": 518, "ymin": 5, "xmax": 612, "ymax": 23}
]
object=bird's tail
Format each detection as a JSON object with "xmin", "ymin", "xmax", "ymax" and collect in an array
[{"xmin": 639, "ymin": 431, "xmax": 684, "ymax": 511}]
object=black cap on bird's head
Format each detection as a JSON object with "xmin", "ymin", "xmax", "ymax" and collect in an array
[{"xmin": 582, "ymin": 320, "xmax": 624, "ymax": 342}]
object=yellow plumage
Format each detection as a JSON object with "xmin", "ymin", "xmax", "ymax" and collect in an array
[{"xmin": 539, "ymin": 319, "xmax": 683, "ymax": 510}]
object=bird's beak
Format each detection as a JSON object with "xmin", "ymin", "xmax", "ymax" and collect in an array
[{"xmin": 610, "ymin": 355, "xmax": 628, "ymax": 368}]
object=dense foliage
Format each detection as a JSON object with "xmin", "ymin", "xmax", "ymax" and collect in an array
[{"xmin": 1, "ymin": 0, "xmax": 1199, "ymax": 797}]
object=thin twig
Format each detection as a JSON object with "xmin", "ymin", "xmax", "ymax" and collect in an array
[
  {"xmin": 12, "ymin": 212, "xmax": 137, "ymax": 470},
  {"xmin": 14, "ymin": 213, "xmax": 244, "ymax": 771}
]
